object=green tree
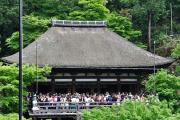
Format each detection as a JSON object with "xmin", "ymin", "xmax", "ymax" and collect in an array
[
  {"xmin": 0, "ymin": 63, "xmax": 51, "ymax": 113},
  {"xmin": 172, "ymin": 43, "xmax": 180, "ymax": 59},
  {"xmin": 0, "ymin": 0, "xmax": 18, "ymax": 56},
  {"xmin": 107, "ymin": 13, "xmax": 141, "ymax": 41},
  {"xmin": 172, "ymin": 0, "xmax": 180, "ymax": 34},
  {"xmin": 171, "ymin": 43, "xmax": 180, "ymax": 74},
  {"xmin": 106, "ymin": 0, "xmax": 138, "ymax": 12},
  {"xmin": 68, "ymin": 0, "xmax": 109, "ymax": 20},
  {"xmin": 155, "ymin": 35, "xmax": 178, "ymax": 57},
  {"xmin": 145, "ymin": 69, "xmax": 180, "ymax": 112},
  {"xmin": 24, "ymin": 0, "xmax": 79, "ymax": 19},
  {"xmin": 6, "ymin": 15, "xmax": 49, "ymax": 52},
  {"xmin": 132, "ymin": 0, "xmax": 167, "ymax": 51}
]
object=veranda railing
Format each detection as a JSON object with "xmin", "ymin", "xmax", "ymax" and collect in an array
[{"xmin": 31, "ymin": 101, "xmax": 121, "ymax": 114}]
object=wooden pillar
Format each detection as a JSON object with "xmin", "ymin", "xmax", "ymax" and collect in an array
[
  {"xmin": 51, "ymin": 78, "xmax": 55, "ymax": 93},
  {"xmin": 117, "ymin": 77, "xmax": 121, "ymax": 92},
  {"xmin": 72, "ymin": 78, "xmax": 76, "ymax": 94},
  {"xmin": 97, "ymin": 78, "xmax": 101, "ymax": 94},
  {"xmin": 137, "ymin": 78, "xmax": 141, "ymax": 94},
  {"xmin": 134, "ymin": 75, "xmax": 140, "ymax": 94}
]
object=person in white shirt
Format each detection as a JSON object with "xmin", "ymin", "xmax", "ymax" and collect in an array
[{"xmin": 32, "ymin": 94, "xmax": 39, "ymax": 111}]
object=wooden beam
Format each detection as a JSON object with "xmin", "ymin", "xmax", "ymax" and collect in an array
[
  {"xmin": 52, "ymin": 75, "xmax": 139, "ymax": 79},
  {"xmin": 97, "ymin": 77, "xmax": 101, "ymax": 94},
  {"xmin": 117, "ymin": 77, "xmax": 121, "ymax": 92}
]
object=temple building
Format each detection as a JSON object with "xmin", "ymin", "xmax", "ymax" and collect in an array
[{"xmin": 2, "ymin": 20, "xmax": 173, "ymax": 94}]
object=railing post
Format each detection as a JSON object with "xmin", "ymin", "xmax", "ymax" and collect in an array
[{"xmin": 56, "ymin": 105, "xmax": 58, "ymax": 111}]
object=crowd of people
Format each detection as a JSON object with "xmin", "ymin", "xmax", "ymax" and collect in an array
[
  {"xmin": 29, "ymin": 92, "xmax": 159, "ymax": 112},
  {"xmin": 31, "ymin": 92, "xmax": 148, "ymax": 104}
]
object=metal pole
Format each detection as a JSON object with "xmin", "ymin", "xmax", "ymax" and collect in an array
[
  {"xmin": 36, "ymin": 41, "xmax": 38, "ymax": 94},
  {"xmin": 19, "ymin": 0, "xmax": 23, "ymax": 120},
  {"xmin": 153, "ymin": 40, "xmax": 156, "ymax": 75},
  {"xmin": 170, "ymin": 3, "xmax": 173, "ymax": 37},
  {"xmin": 153, "ymin": 40, "xmax": 156, "ymax": 94}
]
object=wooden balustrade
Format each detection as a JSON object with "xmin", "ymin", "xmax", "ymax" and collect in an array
[{"xmin": 31, "ymin": 102, "xmax": 120, "ymax": 114}]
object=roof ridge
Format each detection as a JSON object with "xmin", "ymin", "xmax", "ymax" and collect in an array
[{"xmin": 52, "ymin": 20, "xmax": 107, "ymax": 27}]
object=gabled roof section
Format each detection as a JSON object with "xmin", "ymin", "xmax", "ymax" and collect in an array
[{"xmin": 2, "ymin": 22, "xmax": 173, "ymax": 68}]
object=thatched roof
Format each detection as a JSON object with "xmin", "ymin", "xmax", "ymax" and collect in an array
[{"xmin": 2, "ymin": 26, "xmax": 173, "ymax": 68}]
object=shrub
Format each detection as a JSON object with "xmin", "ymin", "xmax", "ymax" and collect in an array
[{"xmin": 82, "ymin": 99, "xmax": 174, "ymax": 120}]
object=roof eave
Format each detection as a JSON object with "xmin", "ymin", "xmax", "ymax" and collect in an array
[{"xmin": 1, "ymin": 57, "xmax": 174, "ymax": 70}]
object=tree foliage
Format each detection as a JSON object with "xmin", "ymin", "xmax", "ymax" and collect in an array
[
  {"xmin": 0, "ymin": 113, "xmax": 29, "ymax": 120},
  {"xmin": 155, "ymin": 35, "xmax": 178, "ymax": 57},
  {"xmin": 145, "ymin": 69, "xmax": 180, "ymax": 113},
  {"xmin": 68, "ymin": 0, "xmax": 109, "ymax": 20},
  {"xmin": 82, "ymin": 99, "xmax": 178, "ymax": 120},
  {"xmin": 107, "ymin": 13, "xmax": 141, "ymax": 41},
  {"xmin": 171, "ymin": 43, "xmax": 180, "ymax": 73},
  {"xmin": 106, "ymin": 0, "xmax": 138, "ymax": 12},
  {"xmin": 24, "ymin": 0, "xmax": 79, "ymax": 19},
  {"xmin": 132, "ymin": 0, "xmax": 167, "ymax": 51},
  {"xmin": 0, "ymin": 63, "xmax": 51, "ymax": 113},
  {"xmin": 0, "ymin": 0, "xmax": 18, "ymax": 55},
  {"xmin": 132, "ymin": 0, "xmax": 167, "ymax": 22},
  {"xmin": 6, "ymin": 15, "xmax": 49, "ymax": 52},
  {"xmin": 172, "ymin": 43, "xmax": 180, "ymax": 59}
]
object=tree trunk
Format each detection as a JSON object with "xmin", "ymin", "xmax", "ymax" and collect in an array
[{"xmin": 148, "ymin": 13, "xmax": 152, "ymax": 51}]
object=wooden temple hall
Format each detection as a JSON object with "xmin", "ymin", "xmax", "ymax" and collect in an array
[
  {"xmin": 2, "ymin": 20, "xmax": 173, "ymax": 119},
  {"xmin": 3, "ymin": 20, "xmax": 173, "ymax": 95}
]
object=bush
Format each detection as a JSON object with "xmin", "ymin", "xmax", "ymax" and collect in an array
[
  {"xmin": 165, "ymin": 113, "xmax": 180, "ymax": 120},
  {"xmin": 0, "ymin": 113, "xmax": 29, "ymax": 120},
  {"xmin": 82, "ymin": 99, "xmax": 175, "ymax": 120}
]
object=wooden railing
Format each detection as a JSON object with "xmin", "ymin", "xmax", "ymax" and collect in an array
[
  {"xmin": 31, "ymin": 102, "xmax": 120, "ymax": 114},
  {"xmin": 51, "ymin": 20, "xmax": 107, "ymax": 27}
]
